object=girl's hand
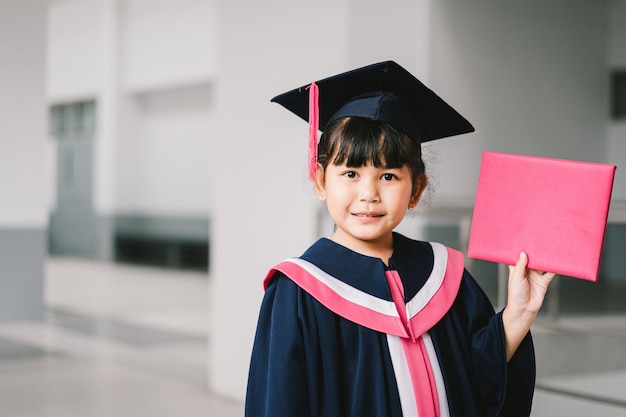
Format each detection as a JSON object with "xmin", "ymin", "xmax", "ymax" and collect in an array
[
  {"xmin": 502, "ymin": 252, "xmax": 556, "ymax": 361},
  {"xmin": 507, "ymin": 252, "xmax": 555, "ymax": 316}
]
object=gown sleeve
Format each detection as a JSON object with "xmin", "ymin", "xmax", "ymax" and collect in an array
[
  {"xmin": 245, "ymin": 273, "xmax": 310, "ymax": 417},
  {"xmin": 450, "ymin": 270, "xmax": 536, "ymax": 417}
]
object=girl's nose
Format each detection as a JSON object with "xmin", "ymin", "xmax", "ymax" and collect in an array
[{"xmin": 359, "ymin": 179, "xmax": 380, "ymax": 203}]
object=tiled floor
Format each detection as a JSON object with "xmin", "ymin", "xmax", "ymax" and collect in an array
[
  {"xmin": 532, "ymin": 316, "xmax": 626, "ymax": 417},
  {"xmin": 0, "ymin": 257, "xmax": 243, "ymax": 417},
  {"xmin": 0, "ymin": 257, "xmax": 625, "ymax": 416}
]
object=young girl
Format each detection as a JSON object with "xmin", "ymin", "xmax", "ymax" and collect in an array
[{"xmin": 245, "ymin": 61, "xmax": 555, "ymax": 417}]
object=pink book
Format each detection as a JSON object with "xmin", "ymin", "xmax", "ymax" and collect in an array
[{"xmin": 467, "ymin": 151, "xmax": 616, "ymax": 281}]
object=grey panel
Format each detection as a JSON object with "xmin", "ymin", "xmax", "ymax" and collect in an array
[
  {"xmin": 0, "ymin": 228, "xmax": 45, "ymax": 321},
  {"xmin": 600, "ymin": 224, "xmax": 626, "ymax": 284},
  {"xmin": 114, "ymin": 215, "xmax": 209, "ymax": 242}
]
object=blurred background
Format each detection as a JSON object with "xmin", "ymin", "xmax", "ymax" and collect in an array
[{"xmin": 1, "ymin": 0, "xmax": 625, "ymax": 415}]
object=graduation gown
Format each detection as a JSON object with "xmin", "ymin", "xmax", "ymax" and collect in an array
[{"xmin": 245, "ymin": 233, "xmax": 535, "ymax": 417}]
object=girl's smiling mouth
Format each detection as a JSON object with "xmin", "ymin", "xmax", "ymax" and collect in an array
[{"xmin": 352, "ymin": 211, "xmax": 384, "ymax": 218}]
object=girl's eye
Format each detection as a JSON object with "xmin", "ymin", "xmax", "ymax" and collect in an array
[
  {"xmin": 343, "ymin": 171, "xmax": 357, "ymax": 179},
  {"xmin": 381, "ymin": 173, "xmax": 396, "ymax": 181}
]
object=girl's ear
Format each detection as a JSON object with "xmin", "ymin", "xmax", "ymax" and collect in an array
[
  {"xmin": 313, "ymin": 163, "xmax": 327, "ymax": 202},
  {"xmin": 409, "ymin": 174, "xmax": 428, "ymax": 209}
]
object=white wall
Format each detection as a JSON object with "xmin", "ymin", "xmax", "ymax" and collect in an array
[
  {"xmin": 348, "ymin": 0, "xmax": 433, "ymax": 82},
  {"xmin": 47, "ymin": 0, "xmax": 217, "ymax": 217},
  {"xmin": 428, "ymin": 0, "xmax": 609, "ymax": 202},
  {"xmin": 121, "ymin": 0, "xmax": 217, "ymax": 92},
  {"xmin": 116, "ymin": 85, "xmax": 215, "ymax": 215},
  {"xmin": 0, "ymin": 0, "xmax": 48, "ymax": 228},
  {"xmin": 47, "ymin": 0, "xmax": 102, "ymax": 102},
  {"xmin": 116, "ymin": 0, "xmax": 217, "ymax": 216},
  {"xmin": 95, "ymin": 0, "xmax": 122, "ymax": 217}
]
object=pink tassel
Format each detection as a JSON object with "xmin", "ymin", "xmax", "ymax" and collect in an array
[{"xmin": 307, "ymin": 81, "xmax": 319, "ymax": 181}]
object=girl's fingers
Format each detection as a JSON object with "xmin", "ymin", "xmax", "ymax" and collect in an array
[
  {"xmin": 533, "ymin": 271, "xmax": 557, "ymax": 286},
  {"xmin": 509, "ymin": 252, "xmax": 528, "ymax": 279}
]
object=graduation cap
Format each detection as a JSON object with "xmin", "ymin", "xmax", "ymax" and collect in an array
[{"xmin": 271, "ymin": 60, "xmax": 475, "ymax": 179}]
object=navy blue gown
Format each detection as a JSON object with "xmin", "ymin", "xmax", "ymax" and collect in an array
[{"xmin": 245, "ymin": 233, "xmax": 535, "ymax": 417}]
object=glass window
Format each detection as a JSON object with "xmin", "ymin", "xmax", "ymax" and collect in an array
[{"xmin": 49, "ymin": 100, "xmax": 97, "ymax": 140}]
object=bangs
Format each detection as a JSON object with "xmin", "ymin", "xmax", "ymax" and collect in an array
[{"xmin": 327, "ymin": 118, "xmax": 418, "ymax": 169}]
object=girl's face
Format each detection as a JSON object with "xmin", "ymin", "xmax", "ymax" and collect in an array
[{"xmin": 314, "ymin": 161, "xmax": 426, "ymax": 258}]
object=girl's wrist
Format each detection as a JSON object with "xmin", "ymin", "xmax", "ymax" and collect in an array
[
  {"xmin": 502, "ymin": 306, "xmax": 537, "ymax": 361},
  {"xmin": 502, "ymin": 305, "xmax": 537, "ymax": 330}
]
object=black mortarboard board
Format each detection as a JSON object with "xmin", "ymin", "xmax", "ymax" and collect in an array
[
  {"xmin": 271, "ymin": 60, "xmax": 474, "ymax": 179},
  {"xmin": 272, "ymin": 60, "xmax": 474, "ymax": 143}
]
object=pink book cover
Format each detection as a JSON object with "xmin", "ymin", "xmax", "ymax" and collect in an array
[{"xmin": 467, "ymin": 151, "xmax": 616, "ymax": 281}]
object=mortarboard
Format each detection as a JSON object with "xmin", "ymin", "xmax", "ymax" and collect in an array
[{"xmin": 271, "ymin": 61, "xmax": 475, "ymax": 179}]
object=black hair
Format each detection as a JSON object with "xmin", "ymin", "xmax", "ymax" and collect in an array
[{"xmin": 317, "ymin": 117, "xmax": 426, "ymax": 184}]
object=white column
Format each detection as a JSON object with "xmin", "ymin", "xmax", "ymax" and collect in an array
[
  {"xmin": 92, "ymin": 0, "xmax": 123, "ymax": 259},
  {"xmin": 0, "ymin": 0, "xmax": 47, "ymax": 320},
  {"xmin": 209, "ymin": 0, "xmax": 351, "ymax": 400}
]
